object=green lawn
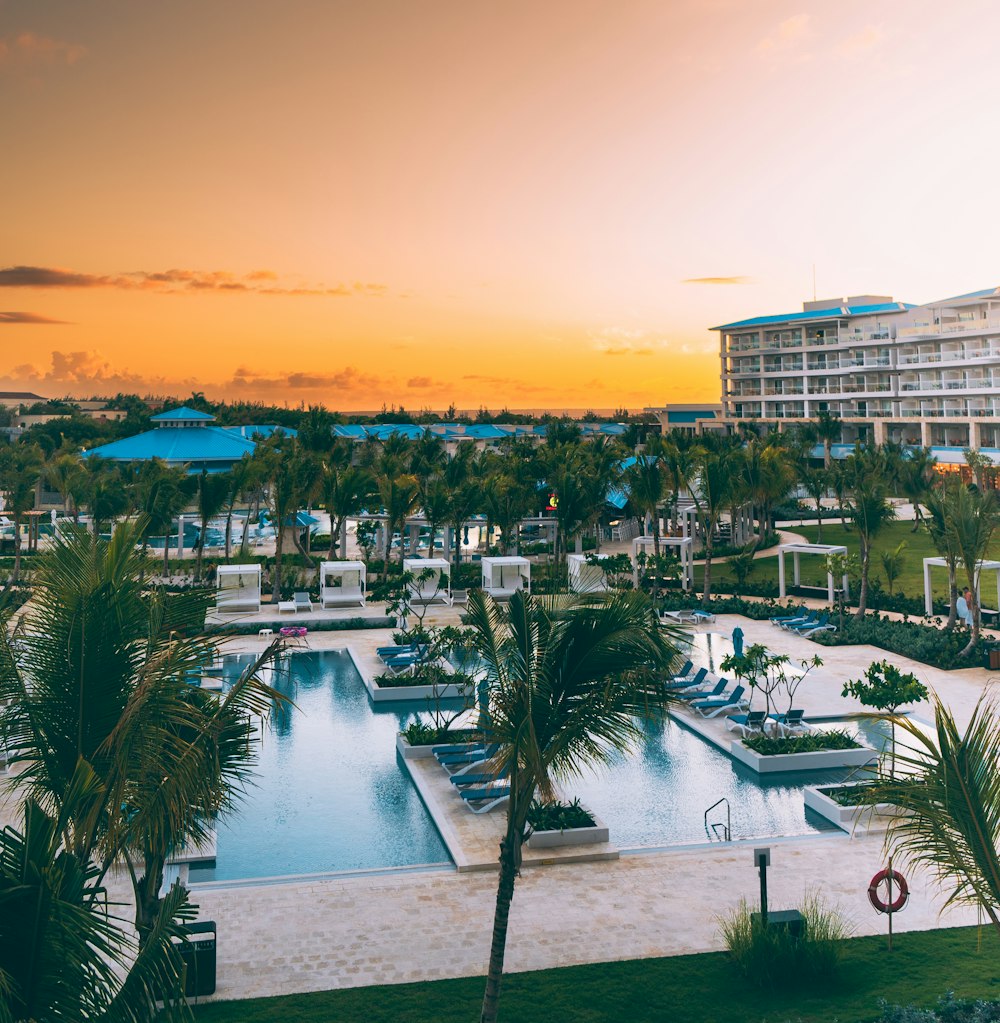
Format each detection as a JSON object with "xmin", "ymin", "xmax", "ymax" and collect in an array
[
  {"xmin": 698, "ymin": 520, "xmax": 1000, "ymax": 604},
  {"xmin": 194, "ymin": 926, "xmax": 1000, "ymax": 1023}
]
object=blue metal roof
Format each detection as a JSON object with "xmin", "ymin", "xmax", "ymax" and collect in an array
[
  {"xmin": 83, "ymin": 426, "xmax": 256, "ymax": 464},
  {"xmin": 150, "ymin": 405, "xmax": 215, "ymax": 422},
  {"xmin": 224, "ymin": 424, "xmax": 297, "ymax": 440},
  {"xmin": 714, "ymin": 301, "xmax": 915, "ymax": 331}
]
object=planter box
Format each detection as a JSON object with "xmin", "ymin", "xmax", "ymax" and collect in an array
[
  {"xmin": 730, "ymin": 739, "xmax": 879, "ymax": 774},
  {"xmin": 527, "ymin": 810, "xmax": 610, "ymax": 849},
  {"xmin": 370, "ymin": 678, "xmax": 471, "ymax": 703},
  {"xmin": 395, "ymin": 734, "xmax": 483, "ymax": 760},
  {"xmin": 804, "ymin": 782, "xmax": 897, "ymax": 831}
]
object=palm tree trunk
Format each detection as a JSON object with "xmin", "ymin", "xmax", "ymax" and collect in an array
[
  {"xmin": 946, "ymin": 564, "xmax": 958, "ymax": 629},
  {"xmin": 815, "ymin": 498, "xmax": 823, "ymax": 542},
  {"xmin": 480, "ymin": 807, "xmax": 527, "ymax": 1023},
  {"xmin": 701, "ymin": 523, "xmax": 714, "ymax": 605},
  {"xmin": 855, "ymin": 543, "xmax": 870, "ymax": 618},
  {"xmin": 273, "ymin": 524, "xmax": 284, "ymax": 599}
]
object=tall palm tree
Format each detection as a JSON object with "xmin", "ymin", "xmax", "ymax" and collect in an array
[
  {"xmin": 625, "ymin": 456, "xmax": 666, "ymax": 597},
  {"xmin": 849, "ymin": 479, "xmax": 895, "ymax": 617},
  {"xmin": 690, "ymin": 447, "xmax": 743, "ymax": 604},
  {"xmin": 465, "ymin": 589, "xmax": 679, "ymax": 1023},
  {"xmin": 867, "ymin": 694, "xmax": 1000, "ymax": 935},
  {"xmin": 0, "ymin": 442, "xmax": 43, "ymax": 600},
  {"xmin": 323, "ymin": 463, "xmax": 377, "ymax": 559},
  {"xmin": 813, "ymin": 411, "xmax": 842, "ymax": 469},
  {"xmin": 947, "ymin": 483, "xmax": 1000, "ymax": 656},
  {"xmin": 132, "ymin": 459, "xmax": 190, "ymax": 578},
  {"xmin": 0, "ymin": 521, "xmax": 284, "ymax": 1010},
  {"xmin": 925, "ymin": 481, "xmax": 963, "ymax": 629},
  {"xmin": 44, "ymin": 450, "xmax": 88, "ymax": 523},
  {"xmin": 899, "ymin": 447, "xmax": 937, "ymax": 532},
  {"xmin": 379, "ymin": 472, "xmax": 421, "ymax": 568},
  {"xmin": 193, "ymin": 469, "xmax": 232, "ymax": 580},
  {"xmin": 798, "ymin": 465, "xmax": 830, "ymax": 542}
]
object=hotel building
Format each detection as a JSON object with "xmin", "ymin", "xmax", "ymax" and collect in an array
[{"xmin": 717, "ymin": 288, "xmax": 1000, "ymax": 458}]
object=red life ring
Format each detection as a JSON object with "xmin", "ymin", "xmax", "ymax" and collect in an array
[{"xmin": 868, "ymin": 868, "xmax": 909, "ymax": 913}]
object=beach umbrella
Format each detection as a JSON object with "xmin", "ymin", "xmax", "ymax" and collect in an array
[{"xmin": 732, "ymin": 626, "xmax": 744, "ymax": 658}]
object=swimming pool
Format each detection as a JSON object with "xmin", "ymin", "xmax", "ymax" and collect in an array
[{"xmin": 188, "ymin": 650, "xmax": 450, "ymax": 883}]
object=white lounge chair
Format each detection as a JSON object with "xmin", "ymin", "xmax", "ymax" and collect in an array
[
  {"xmin": 293, "ymin": 591, "xmax": 314, "ymax": 612},
  {"xmin": 277, "ymin": 600, "xmax": 297, "ymax": 614}
]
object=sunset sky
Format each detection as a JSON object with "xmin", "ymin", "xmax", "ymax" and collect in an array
[{"xmin": 4, "ymin": 0, "xmax": 1000, "ymax": 411}]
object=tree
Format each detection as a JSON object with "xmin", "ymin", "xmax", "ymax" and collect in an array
[
  {"xmin": 0, "ymin": 442, "xmax": 43, "ymax": 600},
  {"xmin": 798, "ymin": 466, "xmax": 829, "ymax": 542},
  {"xmin": 0, "ymin": 522, "xmax": 285, "ymax": 1014},
  {"xmin": 193, "ymin": 469, "xmax": 232, "ymax": 580},
  {"xmin": 625, "ymin": 456, "xmax": 666, "ymax": 597},
  {"xmin": 44, "ymin": 451, "xmax": 88, "ymax": 523},
  {"xmin": 323, "ymin": 463, "xmax": 376, "ymax": 559},
  {"xmin": 864, "ymin": 693, "xmax": 1000, "ymax": 935},
  {"xmin": 924, "ymin": 481, "xmax": 963, "ymax": 629},
  {"xmin": 879, "ymin": 540, "xmax": 907, "ymax": 596},
  {"xmin": 690, "ymin": 447, "xmax": 744, "ymax": 604},
  {"xmin": 848, "ymin": 475, "xmax": 895, "ymax": 618},
  {"xmin": 813, "ymin": 411, "xmax": 842, "ymax": 469},
  {"xmin": 132, "ymin": 459, "xmax": 190, "ymax": 577},
  {"xmin": 898, "ymin": 447, "xmax": 937, "ymax": 532},
  {"xmin": 379, "ymin": 471, "xmax": 421, "ymax": 568},
  {"xmin": 726, "ymin": 544, "xmax": 759, "ymax": 597},
  {"xmin": 842, "ymin": 660, "xmax": 928, "ymax": 779},
  {"xmin": 465, "ymin": 589, "xmax": 678, "ymax": 1023},
  {"xmin": 947, "ymin": 483, "xmax": 1000, "ymax": 656},
  {"xmin": 720, "ymin": 645, "xmax": 823, "ymax": 727}
]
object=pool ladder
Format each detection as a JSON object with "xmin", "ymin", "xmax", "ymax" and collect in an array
[{"xmin": 704, "ymin": 797, "xmax": 732, "ymax": 842}]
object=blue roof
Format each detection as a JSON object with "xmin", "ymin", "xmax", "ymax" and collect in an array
[
  {"xmin": 714, "ymin": 302, "xmax": 915, "ymax": 331},
  {"xmin": 83, "ymin": 426, "xmax": 256, "ymax": 465},
  {"xmin": 934, "ymin": 288, "xmax": 998, "ymax": 304},
  {"xmin": 150, "ymin": 405, "xmax": 215, "ymax": 422},
  {"xmin": 224, "ymin": 424, "xmax": 297, "ymax": 440}
]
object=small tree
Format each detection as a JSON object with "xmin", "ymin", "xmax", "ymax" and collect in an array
[
  {"xmin": 721, "ymin": 644, "xmax": 823, "ymax": 728},
  {"xmin": 842, "ymin": 660, "xmax": 928, "ymax": 778},
  {"xmin": 726, "ymin": 544, "xmax": 759, "ymax": 597},
  {"xmin": 825, "ymin": 550, "xmax": 859, "ymax": 633},
  {"xmin": 879, "ymin": 540, "xmax": 908, "ymax": 596},
  {"xmin": 585, "ymin": 552, "xmax": 634, "ymax": 591}
]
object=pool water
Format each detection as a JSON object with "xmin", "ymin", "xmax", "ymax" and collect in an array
[{"xmin": 188, "ymin": 650, "xmax": 450, "ymax": 882}]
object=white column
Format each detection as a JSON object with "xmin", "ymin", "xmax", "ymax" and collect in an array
[
  {"xmin": 177, "ymin": 515, "xmax": 184, "ymax": 556},
  {"xmin": 793, "ymin": 551, "xmax": 801, "ymax": 587},
  {"xmin": 924, "ymin": 559, "xmax": 933, "ymax": 616},
  {"xmin": 778, "ymin": 550, "xmax": 786, "ymax": 599},
  {"xmin": 827, "ymin": 569, "xmax": 834, "ymax": 605}
]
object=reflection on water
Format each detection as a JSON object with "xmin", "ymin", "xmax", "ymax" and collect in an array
[{"xmin": 188, "ymin": 651, "xmax": 449, "ymax": 882}]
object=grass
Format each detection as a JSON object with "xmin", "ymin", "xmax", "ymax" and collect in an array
[{"xmin": 193, "ymin": 926, "xmax": 1000, "ymax": 1023}]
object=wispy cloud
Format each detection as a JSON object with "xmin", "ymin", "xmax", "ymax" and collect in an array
[
  {"xmin": 461, "ymin": 373, "xmax": 547, "ymax": 394},
  {"xmin": 836, "ymin": 25, "xmax": 885, "ymax": 60},
  {"xmin": 589, "ymin": 326, "xmax": 659, "ymax": 357},
  {"xmin": 757, "ymin": 14, "xmax": 812, "ymax": 61},
  {"xmin": 682, "ymin": 276, "xmax": 751, "ymax": 285},
  {"xmin": 0, "ymin": 31, "xmax": 87, "ymax": 70},
  {"xmin": 0, "ymin": 310, "xmax": 70, "ymax": 325},
  {"xmin": 407, "ymin": 376, "xmax": 434, "ymax": 388},
  {"xmin": 0, "ymin": 265, "xmax": 388, "ymax": 297}
]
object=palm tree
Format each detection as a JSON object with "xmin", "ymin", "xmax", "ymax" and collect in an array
[
  {"xmin": 0, "ymin": 442, "xmax": 43, "ymax": 599},
  {"xmin": 798, "ymin": 465, "xmax": 830, "ymax": 542},
  {"xmin": 44, "ymin": 450, "xmax": 88, "ymax": 523},
  {"xmin": 379, "ymin": 472, "xmax": 421, "ymax": 568},
  {"xmin": 813, "ymin": 411, "xmax": 842, "ymax": 469},
  {"xmin": 947, "ymin": 483, "xmax": 1000, "ymax": 656},
  {"xmin": 223, "ymin": 453, "xmax": 255, "ymax": 561},
  {"xmin": 867, "ymin": 694, "xmax": 1000, "ymax": 935},
  {"xmin": 0, "ymin": 521, "xmax": 284, "ymax": 1010},
  {"xmin": 465, "ymin": 589, "xmax": 679, "ymax": 1023},
  {"xmin": 132, "ymin": 459, "xmax": 190, "ymax": 578},
  {"xmin": 849, "ymin": 480, "xmax": 895, "ymax": 617},
  {"xmin": 419, "ymin": 474, "xmax": 452, "ymax": 560},
  {"xmin": 193, "ymin": 469, "xmax": 232, "ymax": 580},
  {"xmin": 323, "ymin": 463, "xmax": 377, "ymax": 559},
  {"xmin": 625, "ymin": 456, "xmax": 666, "ymax": 597},
  {"xmin": 899, "ymin": 447, "xmax": 937, "ymax": 532},
  {"xmin": 690, "ymin": 447, "xmax": 743, "ymax": 604}
]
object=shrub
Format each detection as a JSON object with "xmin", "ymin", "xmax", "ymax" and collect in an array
[
  {"xmin": 811, "ymin": 613, "xmax": 987, "ymax": 670},
  {"xmin": 742, "ymin": 729, "xmax": 861, "ymax": 755},
  {"xmin": 375, "ymin": 667, "xmax": 475, "ymax": 690},
  {"xmin": 526, "ymin": 798, "xmax": 595, "ymax": 832},
  {"xmin": 400, "ymin": 722, "xmax": 480, "ymax": 746},
  {"xmin": 719, "ymin": 893, "xmax": 852, "ymax": 989},
  {"xmin": 877, "ymin": 992, "xmax": 1000, "ymax": 1022}
]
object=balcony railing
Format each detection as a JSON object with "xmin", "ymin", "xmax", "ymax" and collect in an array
[{"xmin": 897, "ymin": 348, "xmax": 1000, "ymax": 365}]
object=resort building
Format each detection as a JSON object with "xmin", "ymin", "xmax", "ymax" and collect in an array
[
  {"xmin": 716, "ymin": 287, "xmax": 1000, "ymax": 460},
  {"xmin": 82, "ymin": 405, "xmax": 294, "ymax": 472},
  {"xmin": 644, "ymin": 403, "xmax": 724, "ymax": 435}
]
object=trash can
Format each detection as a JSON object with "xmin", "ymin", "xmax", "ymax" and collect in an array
[
  {"xmin": 984, "ymin": 642, "xmax": 1000, "ymax": 671},
  {"xmin": 175, "ymin": 920, "xmax": 216, "ymax": 997}
]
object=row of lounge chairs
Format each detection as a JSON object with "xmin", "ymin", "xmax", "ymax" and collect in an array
[
  {"xmin": 377, "ymin": 643, "xmax": 429, "ymax": 675},
  {"xmin": 432, "ymin": 741, "xmax": 509, "ymax": 813},
  {"xmin": 769, "ymin": 607, "xmax": 836, "ymax": 638}
]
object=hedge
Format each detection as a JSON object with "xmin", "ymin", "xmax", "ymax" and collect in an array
[{"xmin": 205, "ymin": 616, "xmax": 392, "ymax": 635}]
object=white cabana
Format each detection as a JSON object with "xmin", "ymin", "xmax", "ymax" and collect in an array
[
  {"xmin": 567, "ymin": 553, "xmax": 610, "ymax": 593},
  {"xmin": 777, "ymin": 543, "xmax": 848, "ymax": 604},
  {"xmin": 215, "ymin": 564, "xmax": 262, "ymax": 613},
  {"xmin": 319, "ymin": 560, "xmax": 367, "ymax": 608},
  {"xmin": 923, "ymin": 557, "xmax": 1000, "ymax": 616},
  {"xmin": 631, "ymin": 535, "xmax": 694, "ymax": 591},
  {"xmin": 481, "ymin": 556, "xmax": 531, "ymax": 599},
  {"xmin": 404, "ymin": 557, "xmax": 452, "ymax": 604}
]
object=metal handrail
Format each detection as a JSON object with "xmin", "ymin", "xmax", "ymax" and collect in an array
[{"xmin": 704, "ymin": 797, "xmax": 731, "ymax": 842}]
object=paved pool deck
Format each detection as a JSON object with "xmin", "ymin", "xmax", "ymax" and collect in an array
[{"xmin": 182, "ymin": 610, "xmax": 997, "ymax": 1003}]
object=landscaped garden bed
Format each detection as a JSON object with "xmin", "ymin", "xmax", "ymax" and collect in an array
[
  {"xmin": 803, "ymin": 780, "xmax": 896, "ymax": 830},
  {"xmin": 395, "ymin": 724, "xmax": 482, "ymax": 760},
  {"xmin": 730, "ymin": 729, "xmax": 878, "ymax": 774},
  {"xmin": 525, "ymin": 798, "xmax": 610, "ymax": 849},
  {"xmin": 369, "ymin": 666, "xmax": 475, "ymax": 703}
]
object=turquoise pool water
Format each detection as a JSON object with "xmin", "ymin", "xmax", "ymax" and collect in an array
[{"xmin": 188, "ymin": 650, "xmax": 450, "ymax": 883}]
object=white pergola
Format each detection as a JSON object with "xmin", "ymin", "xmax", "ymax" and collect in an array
[
  {"xmin": 215, "ymin": 564, "xmax": 261, "ymax": 613},
  {"xmin": 777, "ymin": 543, "xmax": 849, "ymax": 604},
  {"xmin": 631, "ymin": 535, "xmax": 694, "ymax": 591},
  {"xmin": 923, "ymin": 557, "xmax": 1000, "ymax": 616},
  {"xmin": 403, "ymin": 557, "xmax": 452, "ymax": 604},
  {"xmin": 481, "ymin": 556, "xmax": 531, "ymax": 599},
  {"xmin": 567, "ymin": 553, "xmax": 610, "ymax": 593},
  {"xmin": 319, "ymin": 560, "xmax": 367, "ymax": 608}
]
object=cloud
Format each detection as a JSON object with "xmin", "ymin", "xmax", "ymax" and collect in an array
[
  {"xmin": 757, "ymin": 14, "xmax": 812, "ymax": 61},
  {"xmin": 682, "ymin": 276, "xmax": 751, "ymax": 285},
  {"xmin": 0, "ymin": 265, "xmax": 389, "ymax": 297},
  {"xmin": 0, "ymin": 31, "xmax": 87, "ymax": 69},
  {"xmin": 407, "ymin": 376, "xmax": 433, "ymax": 388},
  {"xmin": 231, "ymin": 365, "xmax": 386, "ymax": 392},
  {"xmin": 836, "ymin": 26, "xmax": 884, "ymax": 59},
  {"xmin": 0, "ymin": 310, "xmax": 70, "ymax": 325},
  {"xmin": 589, "ymin": 326, "xmax": 660, "ymax": 357},
  {"xmin": 461, "ymin": 374, "xmax": 547, "ymax": 394}
]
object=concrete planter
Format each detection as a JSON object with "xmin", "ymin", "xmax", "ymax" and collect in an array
[
  {"xmin": 527, "ymin": 809, "xmax": 610, "ymax": 849},
  {"xmin": 804, "ymin": 782, "xmax": 897, "ymax": 831},
  {"xmin": 730, "ymin": 738, "xmax": 879, "ymax": 774},
  {"xmin": 370, "ymin": 678, "xmax": 471, "ymax": 703},
  {"xmin": 395, "ymin": 734, "xmax": 483, "ymax": 760}
]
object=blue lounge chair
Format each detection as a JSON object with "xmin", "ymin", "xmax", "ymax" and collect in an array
[
  {"xmin": 726, "ymin": 710, "xmax": 769, "ymax": 736},
  {"xmin": 789, "ymin": 612, "xmax": 829, "ymax": 635},
  {"xmin": 436, "ymin": 743, "xmax": 499, "ymax": 767},
  {"xmin": 781, "ymin": 612, "xmax": 818, "ymax": 632},
  {"xmin": 767, "ymin": 709, "xmax": 810, "ymax": 735},
  {"xmin": 451, "ymin": 770, "xmax": 509, "ymax": 788},
  {"xmin": 691, "ymin": 685, "xmax": 747, "ymax": 718},
  {"xmin": 664, "ymin": 667, "xmax": 708, "ymax": 692},
  {"xmin": 377, "ymin": 644, "xmax": 420, "ymax": 657},
  {"xmin": 431, "ymin": 740, "xmax": 482, "ymax": 755},
  {"xmin": 460, "ymin": 785, "xmax": 510, "ymax": 813},
  {"xmin": 673, "ymin": 678, "xmax": 727, "ymax": 701},
  {"xmin": 770, "ymin": 606, "xmax": 806, "ymax": 625},
  {"xmin": 670, "ymin": 659, "xmax": 694, "ymax": 681},
  {"xmin": 691, "ymin": 610, "xmax": 716, "ymax": 624}
]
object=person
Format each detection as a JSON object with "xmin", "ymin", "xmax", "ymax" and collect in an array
[{"xmin": 957, "ymin": 588, "xmax": 975, "ymax": 627}]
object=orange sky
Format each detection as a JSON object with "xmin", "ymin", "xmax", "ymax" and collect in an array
[{"xmin": 4, "ymin": 0, "xmax": 1000, "ymax": 411}]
